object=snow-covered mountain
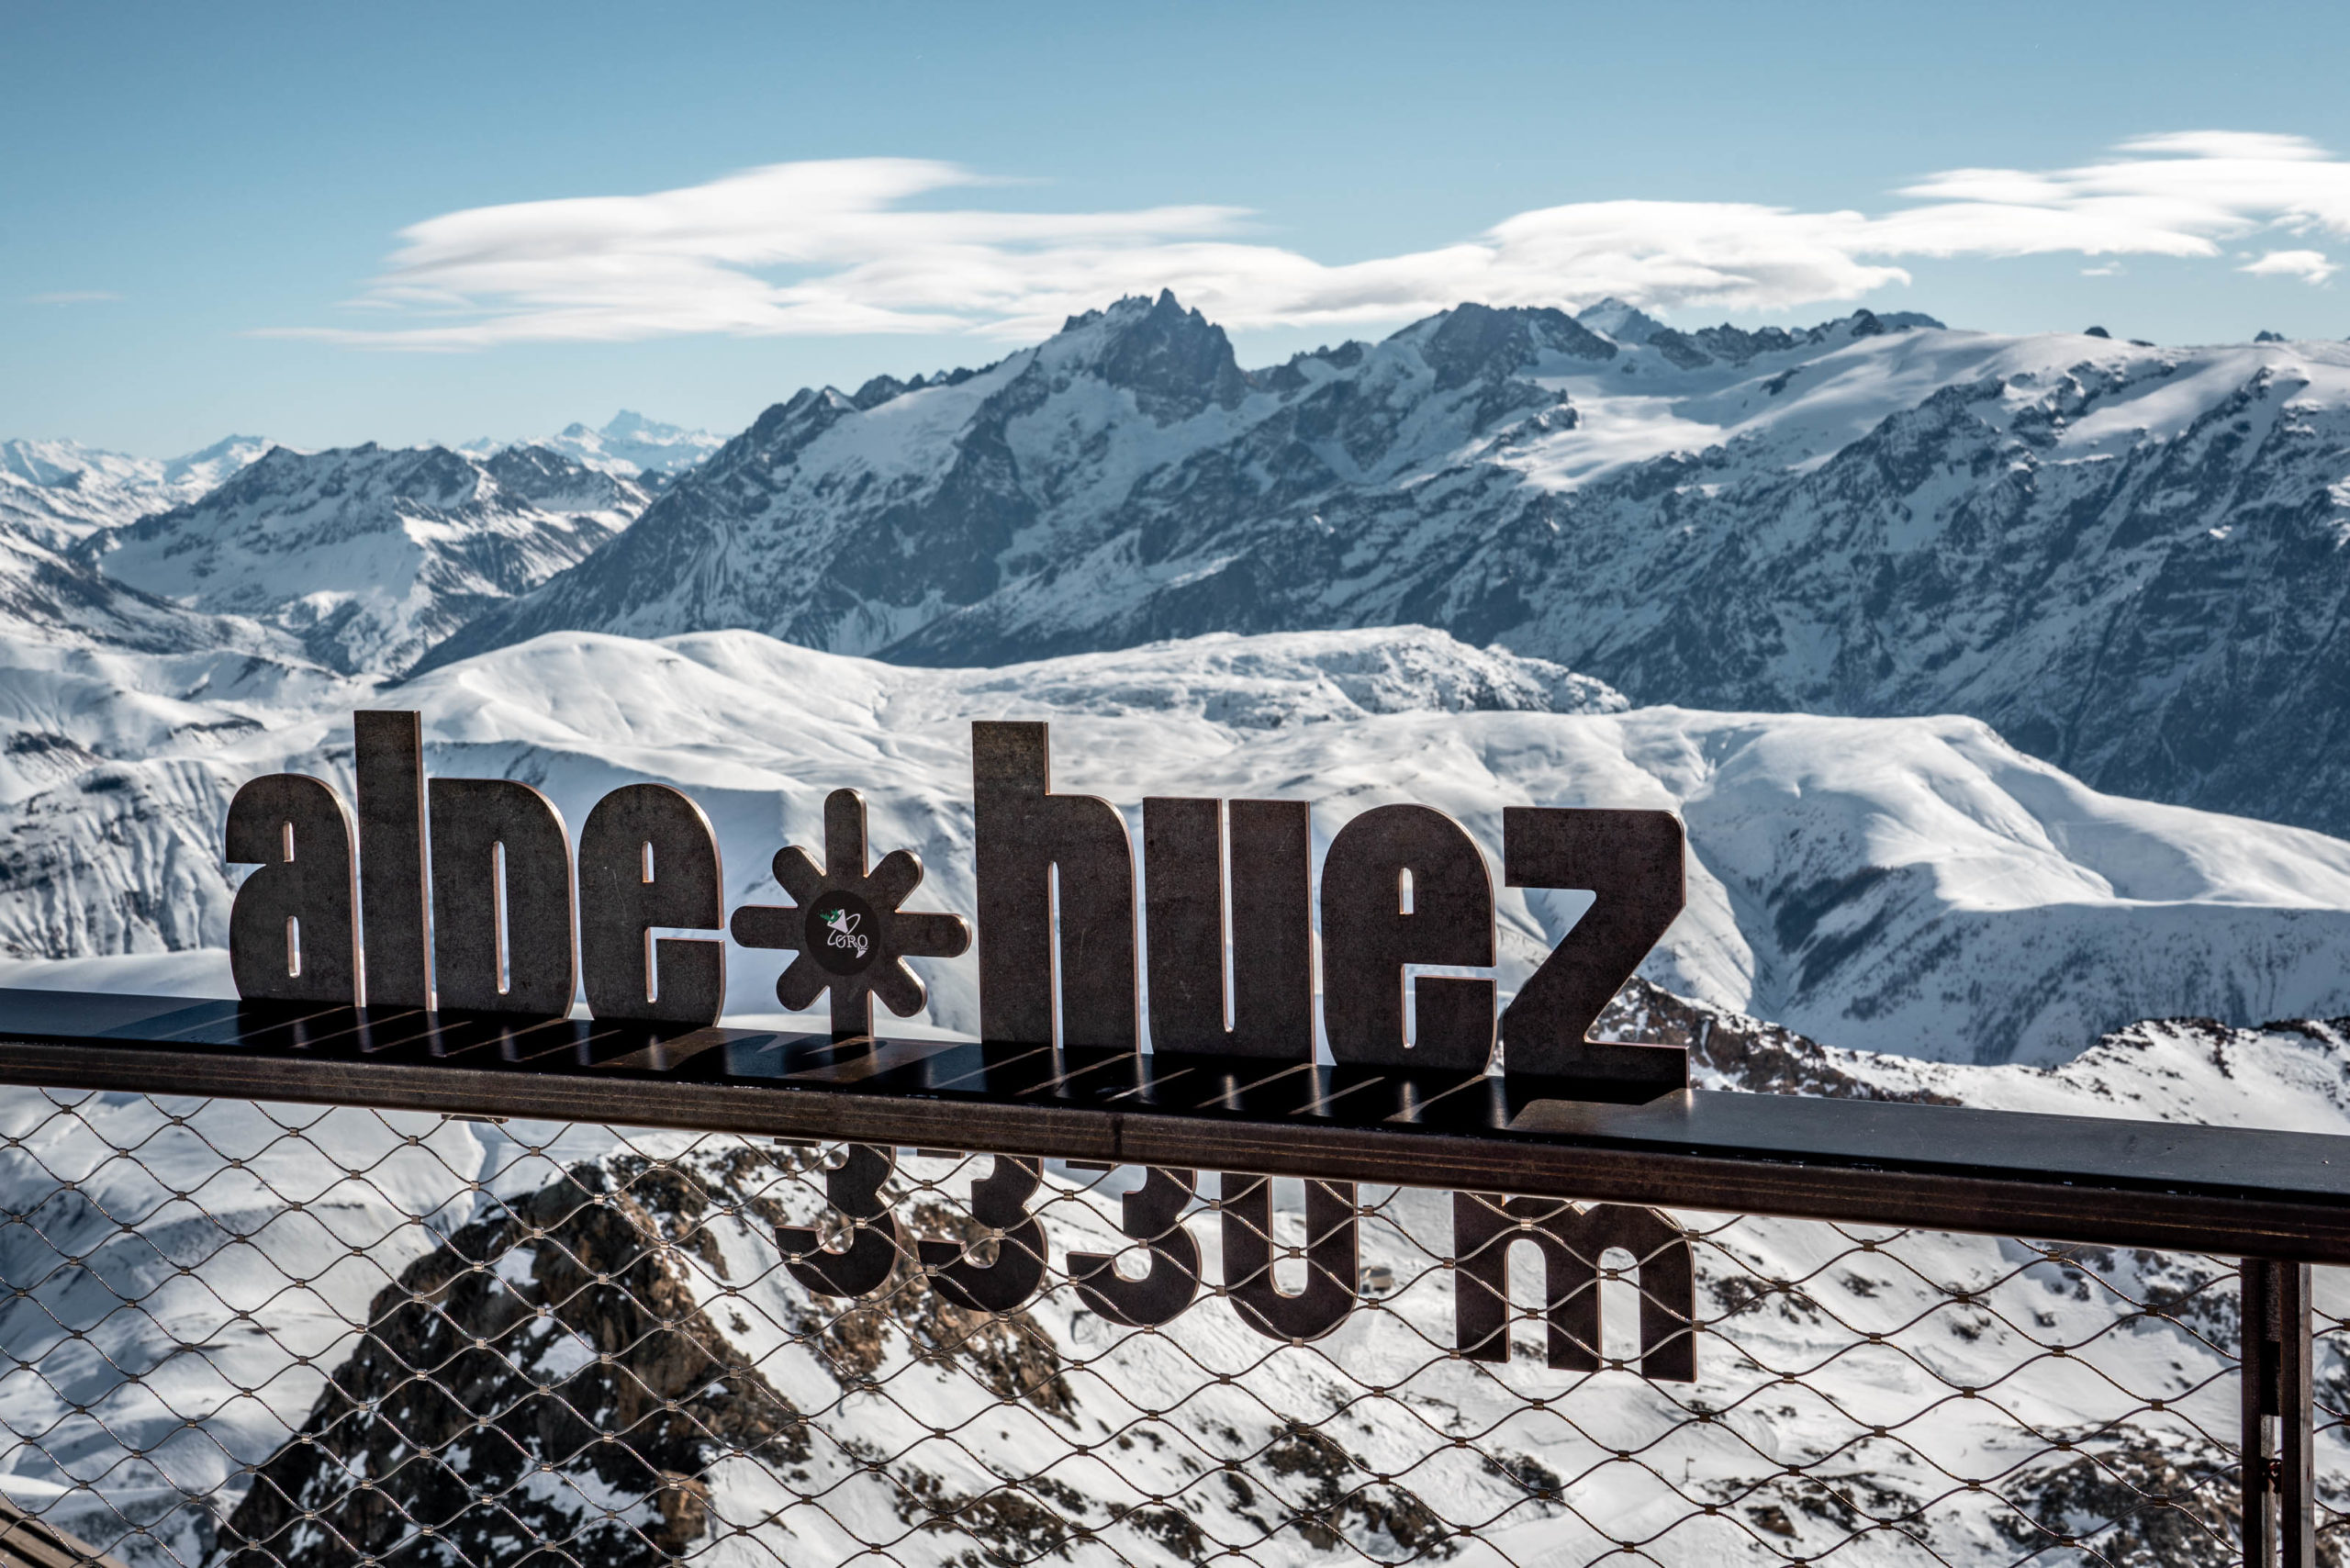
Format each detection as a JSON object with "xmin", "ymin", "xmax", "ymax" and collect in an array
[
  {"xmin": 0, "ymin": 435, "xmax": 270, "ymax": 549},
  {"xmin": 416, "ymin": 292, "xmax": 2350, "ymax": 843},
  {"xmin": 465, "ymin": 411, "xmax": 723, "ymax": 486},
  {"xmin": 542, "ymin": 409, "xmax": 724, "ymax": 480},
  {"xmin": 7, "ymin": 625, "xmax": 2348, "ymax": 1066},
  {"xmin": 84, "ymin": 443, "xmax": 647, "ymax": 675}
]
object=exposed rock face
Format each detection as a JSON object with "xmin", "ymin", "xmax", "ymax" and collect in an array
[
  {"xmin": 1598, "ymin": 976, "xmax": 1962, "ymax": 1103},
  {"xmin": 213, "ymin": 1156, "xmax": 809, "ymax": 1568}
]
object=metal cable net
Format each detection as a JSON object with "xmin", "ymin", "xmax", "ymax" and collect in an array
[
  {"xmin": 0, "ymin": 1088, "xmax": 2283, "ymax": 1568},
  {"xmin": 2311, "ymin": 1294, "xmax": 2350, "ymax": 1557}
]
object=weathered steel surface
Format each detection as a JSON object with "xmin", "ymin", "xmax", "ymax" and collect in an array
[
  {"xmin": 427, "ymin": 778, "xmax": 576, "ymax": 1015},
  {"xmin": 352, "ymin": 711, "xmax": 431, "ymax": 1010},
  {"xmin": 577, "ymin": 783, "xmax": 724, "ymax": 1025},
  {"xmin": 1069, "ymin": 1166, "xmax": 1201, "ymax": 1327},
  {"xmin": 1143, "ymin": 798, "xmax": 1313, "ymax": 1058},
  {"xmin": 729, "ymin": 788, "xmax": 969, "ymax": 1040},
  {"xmin": 777, "ymin": 1142, "xmax": 904, "ymax": 1298},
  {"xmin": 1500, "ymin": 807, "xmax": 1690, "ymax": 1089},
  {"xmin": 920, "ymin": 1155, "xmax": 1047, "ymax": 1312},
  {"xmin": 2243, "ymin": 1257, "xmax": 2318, "ymax": 1567},
  {"xmin": 224, "ymin": 775, "xmax": 359, "ymax": 1003},
  {"xmin": 5, "ymin": 988, "xmax": 2350, "ymax": 1262},
  {"xmin": 1318, "ymin": 803, "xmax": 1495, "ymax": 1071},
  {"xmin": 1453, "ymin": 1193, "xmax": 1695, "ymax": 1380},
  {"xmin": 1222, "ymin": 1175, "xmax": 1358, "ymax": 1341},
  {"xmin": 973, "ymin": 722, "xmax": 1136, "ymax": 1050}
]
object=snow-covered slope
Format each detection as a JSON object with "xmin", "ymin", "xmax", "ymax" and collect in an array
[
  {"xmin": 86, "ymin": 443, "xmax": 647, "ymax": 674},
  {"xmin": 414, "ymin": 293, "xmax": 2350, "ymax": 844},
  {"xmin": 0, "ymin": 436, "xmax": 270, "ymax": 549},
  {"xmin": 6, "ymin": 625, "xmax": 2346, "ymax": 1066}
]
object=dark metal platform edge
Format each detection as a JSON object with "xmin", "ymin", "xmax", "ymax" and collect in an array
[{"xmin": 0, "ymin": 993, "xmax": 2345, "ymax": 1262}]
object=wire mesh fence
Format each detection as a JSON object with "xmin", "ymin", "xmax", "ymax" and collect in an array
[{"xmin": 0, "ymin": 1086, "xmax": 2323, "ymax": 1568}]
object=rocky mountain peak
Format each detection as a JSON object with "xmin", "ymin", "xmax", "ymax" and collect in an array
[
  {"xmin": 1575, "ymin": 297, "xmax": 1668, "ymax": 345},
  {"xmin": 1416, "ymin": 302, "xmax": 1618, "ymax": 391},
  {"xmin": 734, "ymin": 386, "xmax": 861, "ymax": 467},
  {"xmin": 1046, "ymin": 289, "xmax": 1248, "ymax": 418}
]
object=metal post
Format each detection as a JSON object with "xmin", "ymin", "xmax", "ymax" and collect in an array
[
  {"xmin": 2282, "ymin": 1261, "xmax": 2315, "ymax": 1568},
  {"xmin": 2244, "ymin": 1258, "xmax": 2277, "ymax": 1568},
  {"xmin": 2241, "ymin": 1258, "xmax": 2316, "ymax": 1568}
]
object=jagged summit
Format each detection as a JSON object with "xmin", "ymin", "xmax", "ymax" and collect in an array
[
  {"xmin": 1576, "ymin": 296, "xmax": 1668, "ymax": 344},
  {"xmin": 1043, "ymin": 289, "xmax": 1249, "ymax": 416},
  {"xmin": 1404, "ymin": 302, "xmax": 1618, "ymax": 388},
  {"xmin": 397, "ymin": 294, "xmax": 2350, "ymax": 849}
]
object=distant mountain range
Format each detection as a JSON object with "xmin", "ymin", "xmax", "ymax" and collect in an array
[
  {"xmin": 0, "ymin": 420, "xmax": 713, "ymax": 675},
  {"xmin": 381, "ymin": 293, "xmax": 2350, "ymax": 840},
  {"xmin": 0, "ymin": 434, "xmax": 271, "ymax": 548},
  {"xmin": 481, "ymin": 409, "xmax": 725, "ymax": 484},
  {"xmin": 8, "ymin": 297, "xmax": 2350, "ymax": 1058},
  {"xmin": 85, "ymin": 442, "xmax": 645, "ymax": 673},
  {"xmin": 20, "ymin": 303, "xmax": 2350, "ymax": 836}
]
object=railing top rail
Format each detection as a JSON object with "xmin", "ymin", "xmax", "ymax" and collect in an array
[{"xmin": 2, "ymin": 985, "xmax": 2345, "ymax": 1262}]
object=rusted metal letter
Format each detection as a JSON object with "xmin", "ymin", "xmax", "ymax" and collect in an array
[
  {"xmin": 428, "ymin": 778, "xmax": 575, "ymax": 1015},
  {"xmin": 353, "ymin": 710, "xmax": 431, "ymax": 1010},
  {"xmin": 972, "ymin": 722, "xmax": 1136, "ymax": 1049},
  {"xmin": 226, "ymin": 774, "xmax": 359, "ymax": 1003},
  {"xmin": 578, "ymin": 783, "xmax": 725, "ymax": 1025},
  {"xmin": 1319, "ymin": 803, "xmax": 1494, "ymax": 1070},
  {"xmin": 1453, "ymin": 1193, "xmax": 1694, "ymax": 1380},
  {"xmin": 1144, "ymin": 798, "xmax": 1312, "ymax": 1058},
  {"xmin": 1500, "ymin": 807, "xmax": 1688, "ymax": 1087},
  {"xmin": 1071, "ymin": 1167, "xmax": 1201, "ymax": 1327},
  {"xmin": 1222, "ymin": 1175, "xmax": 1358, "ymax": 1341}
]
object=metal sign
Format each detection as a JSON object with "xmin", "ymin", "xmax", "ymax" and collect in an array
[
  {"xmin": 226, "ymin": 711, "xmax": 1691, "ymax": 1087},
  {"xmin": 208, "ymin": 707, "xmax": 1710, "ymax": 1364}
]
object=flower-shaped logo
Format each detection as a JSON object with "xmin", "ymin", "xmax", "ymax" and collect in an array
[{"xmin": 729, "ymin": 788, "xmax": 970, "ymax": 1039}]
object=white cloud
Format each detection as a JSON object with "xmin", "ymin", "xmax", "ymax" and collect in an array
[
  {"xmin": 2240, "ymin": 249, "xmax": 2337, "ymax": 284},
  {"xmin": 273, "ymin": 133, "xmax": 2350, "ymax": 350}
]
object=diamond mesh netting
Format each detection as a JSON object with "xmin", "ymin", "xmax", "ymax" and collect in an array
[{"xmin": 0, "ymin": 1088, "xmax": 2322, "ymax": 1567}]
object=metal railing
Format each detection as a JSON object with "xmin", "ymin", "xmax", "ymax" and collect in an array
[{"xmin": 0, "ymin": 1088, "xmax": 2326, "ymax": 1567}]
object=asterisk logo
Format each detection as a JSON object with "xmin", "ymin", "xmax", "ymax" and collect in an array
[{"xmin": 729, "ymin": 788, "xmax": 970, "ymax": 1039}]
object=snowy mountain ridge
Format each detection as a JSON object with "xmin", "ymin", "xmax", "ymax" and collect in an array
[
  {"xmin": 461, "ymin": 410, "xmax": 724, "ymax": 485},
  {"xmin": 408, "ymin": 293, "xmax": 2350, "ymax": 846},
  {"xmin": 83, "ymin": 442, "xmax": 648, "ymax": 674},
  {"xmin": 0, "ymin": 434, "xmax": 272, "ymax": 549}
]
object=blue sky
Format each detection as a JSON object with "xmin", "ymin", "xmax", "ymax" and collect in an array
[{"xmin": 7, "ymin": 0, "xmax": 2350, "ymax": 455}]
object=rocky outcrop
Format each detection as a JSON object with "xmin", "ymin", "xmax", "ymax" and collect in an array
[{"xmin": 213, "ymin": 1156, "xmax": 808, "ymax": 1568}]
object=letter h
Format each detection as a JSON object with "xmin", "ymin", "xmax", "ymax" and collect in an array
[{"xmin": 972, "ymin": 722, "xmax": 1137, "ymax": 1048}]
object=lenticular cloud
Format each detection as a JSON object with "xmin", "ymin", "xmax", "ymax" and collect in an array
[{"xmin": 277, "ymin": 132, "xmax": 2350, "ymax": 350}]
